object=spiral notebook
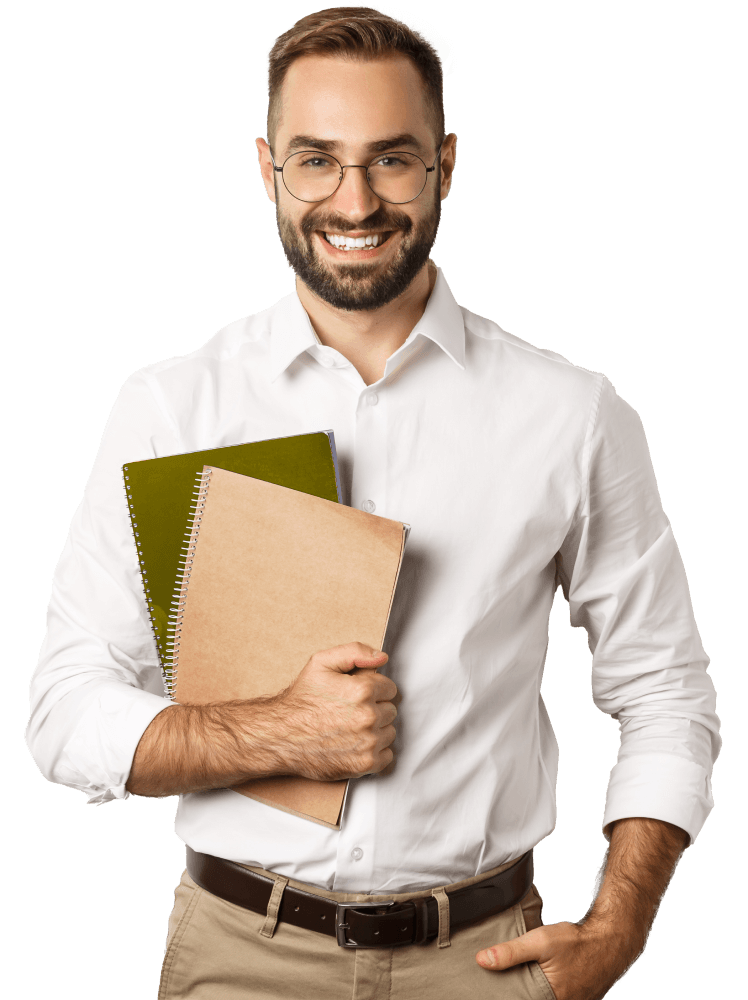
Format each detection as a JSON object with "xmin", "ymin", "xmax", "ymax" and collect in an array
[
  {"xmin": 122, "ymin": 431, "xmax": 342, "ymax": 696},
  {"xmin": 171, "ymin": 465, "xmax": 409, "ymax": 828}
]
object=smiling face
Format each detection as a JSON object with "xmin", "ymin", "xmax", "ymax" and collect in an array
[{"xmin": 258, "ymin": 54, "xmax": 453, "ymax": 312}]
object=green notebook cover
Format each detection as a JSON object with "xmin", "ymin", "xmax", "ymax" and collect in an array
[{"xmin": 122, "ymin": 431, "xmax": 341, "ymax": 696}]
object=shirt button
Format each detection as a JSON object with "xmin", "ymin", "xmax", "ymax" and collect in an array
[
  {"xmin": 367, "ymin": 393, "xmax": 379, "ymax": 406},
  {"xmin": 361, "ymin": 500, "xmax": 376, "ymax": 513},
  {"xmin": 351, "ymin": 847, "xmax": 364, "ymax": 861}
]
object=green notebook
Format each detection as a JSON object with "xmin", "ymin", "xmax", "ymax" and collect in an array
[{"xmin": 122, "ymin": 431, "xmax": 341, "ymax": 696}]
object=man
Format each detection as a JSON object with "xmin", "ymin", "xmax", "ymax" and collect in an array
[{"xmin": 27, "ymin": 7, "xmax": 720, "ymax": 999}]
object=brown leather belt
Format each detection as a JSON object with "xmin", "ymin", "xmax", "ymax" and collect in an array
[{"xmin": 186, "ymin": 846, "xmax": 533, "ymax": 949}]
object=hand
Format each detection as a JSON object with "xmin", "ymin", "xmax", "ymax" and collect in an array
[
  {"xmin": 475, "ymin": 819, "xmax": 688, "ymax": 999},
  {"xmin": 275, "ymin": 641, "xmax": 398, "ymax": 782},
  {"xmin": 476, "ymin": 919, "xmax": 636, "ymax": 1000}
]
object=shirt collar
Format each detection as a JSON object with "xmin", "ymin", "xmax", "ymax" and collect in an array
[{"xmin": 267, "ymin": 264, "xmax": 465, "ymax": 383}]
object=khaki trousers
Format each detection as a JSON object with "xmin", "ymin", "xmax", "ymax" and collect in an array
[{"xmin": 159, "ymin": 858, "xmax": 556, "ymax": 999}]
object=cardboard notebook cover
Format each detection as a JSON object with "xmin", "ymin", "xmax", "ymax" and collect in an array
[
  {"xmin": 122, "ymin": 431, "xmax": 342, "ymax": 695},
  {"xmin": 172, "ymin": 466, "xmax": 408, "ymax": 829}
]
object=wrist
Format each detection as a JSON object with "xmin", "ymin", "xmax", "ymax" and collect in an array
[
  {"xmin": 582, "ymin": 872, "xmax": 654, "ymax": 944},
  {"xmin": 227, "ymin": 695, "xmax": 294, "ymax": 779},
  {"xmin": 580, "ymin": 906, "xmax": 647, "ymax": 955}
]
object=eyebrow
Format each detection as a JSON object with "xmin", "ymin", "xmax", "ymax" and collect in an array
[{"xmin": 284, "ymin": 133, "xmax": 427, "ymax": 157}]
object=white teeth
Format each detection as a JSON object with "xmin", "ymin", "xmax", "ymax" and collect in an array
[{"xmin": 324, "ymin": 232, "xmax": 386, "ymax": 249}]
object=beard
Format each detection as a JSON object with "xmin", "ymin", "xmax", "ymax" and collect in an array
[{"xmin": 275, "ymin": 178, "xmax": 441, "ymax": 312}]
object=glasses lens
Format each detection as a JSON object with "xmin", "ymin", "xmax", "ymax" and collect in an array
[
  {"xmin": 368, "ymin": 152, "xmax": 427, "ymax": 204},
  {"xmin": 282, "ymin": 151, "xmax": 341, "ymax": 202},
  {"xmin": 281, "ymin": 150, "xmax": 430, "ymax": 203}
]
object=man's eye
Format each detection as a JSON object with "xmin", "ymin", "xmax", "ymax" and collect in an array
[
  {"xmin": 375, "ymin": 156, "xmax": 406, "ymax": 168},
  {"xmin": 300, "ymin": 157, "xmax": 334, "ymax": 169}
]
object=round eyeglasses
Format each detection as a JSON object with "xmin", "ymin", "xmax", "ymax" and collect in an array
[{"xmin": 271, "ymin": 142, "xmax": 443, "ymax": 205}]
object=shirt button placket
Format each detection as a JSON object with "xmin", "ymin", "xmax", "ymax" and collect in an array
[{"xmin": 352, "ymin": 386, "xmax": 388, "ymax": 520}]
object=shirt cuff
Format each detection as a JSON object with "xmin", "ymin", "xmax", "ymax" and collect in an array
[
  {"xmin": 54, "ymin": 683, "xmax": 175, "ymax": 804},
  {"xmin": 602, "ymin": 752, "xmax": 714, "ymax": 847}
]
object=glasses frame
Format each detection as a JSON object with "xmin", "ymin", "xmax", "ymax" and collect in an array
[{"xmin": 270, "ymin": 141, "xmax": 444, "ymax": 205}]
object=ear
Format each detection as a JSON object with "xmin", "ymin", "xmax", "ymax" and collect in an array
[
  {"xmin": 439, "ymin": 133, "xmax": 457, "ymax": 200},
  {"xmin": 256, "ymin": 138, "xmax": 277, "ymax": 204}
]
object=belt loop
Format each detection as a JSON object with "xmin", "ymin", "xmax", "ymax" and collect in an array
[
  {"xmin": 431, "ymin": 887, "xmax": 451, "ymax": 948},
  {"xmin": 259, "ymin": 875, "xmax": 289, "ymax": 938}
]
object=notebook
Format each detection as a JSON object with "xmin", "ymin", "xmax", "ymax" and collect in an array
[
  {"xmin": 122, "ymin": 431, "xmax": 342, "ymax": 695},
  {"xmin": 171, "ymin": 465, "xmax": 409, "ymax": 828}
]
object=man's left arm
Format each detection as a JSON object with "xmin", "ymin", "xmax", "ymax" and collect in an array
[
  {"xmin": 477, "ymin": 376, "xmax": 720, "ymax": 997},
  {"xmin": 477, "ymin": 816, "xmax": 688, "ymax": 998}
]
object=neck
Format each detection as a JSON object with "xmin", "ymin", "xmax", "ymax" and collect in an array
[{"xmin": 295, "ymin": 260, "xmax": 437, "ymax": 386}]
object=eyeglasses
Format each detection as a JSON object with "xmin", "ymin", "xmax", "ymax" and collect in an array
[{"xmin": 270, "ymin": 141, "xmax": 443, "ymax": 205}]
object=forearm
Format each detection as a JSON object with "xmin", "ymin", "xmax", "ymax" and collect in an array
[
  {"xmin": 125, "ymin": 697, "xmax": 290, "ymax": 797},
  {"xmin": 583, "ymin": 817, "xmax": 689, "ymax": 956},
  {"xmin": 125, "ymin": 644, "xmax": 397, "ymax": 797},
  {"xmin": 476, "ymin": 816, "xmax": 692, "ymax": 997}
]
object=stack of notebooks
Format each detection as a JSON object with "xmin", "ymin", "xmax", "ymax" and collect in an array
[{"xmin": 123, "ymin": 431, "xmax": 408, "ymax": 828}]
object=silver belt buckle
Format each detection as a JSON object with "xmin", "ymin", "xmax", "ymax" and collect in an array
[{"xmin": 335, "ymin": 900, "xmax": 395, "ymax": 948}]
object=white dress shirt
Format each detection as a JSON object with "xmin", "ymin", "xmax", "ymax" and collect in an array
[{"xmin": 27, "ymin": 266, "xmax": 720, "ymax": 893}]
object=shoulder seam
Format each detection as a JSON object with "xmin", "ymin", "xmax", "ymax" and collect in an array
[
  {"xmin": 462, "ymin": 310, "xmax": 598, "ymax": 374},
  {"xmin": 578, "ymin": 373, "xmax": 607, "ymax": 521}
]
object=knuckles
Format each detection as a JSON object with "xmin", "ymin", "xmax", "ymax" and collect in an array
[
  {"xmin": 351, "ymin": 675, "xmax": 376, "ymax": 701},
  {"xmin": 357, "ymin": 705, "xmax": 378, "ymax": 728}
]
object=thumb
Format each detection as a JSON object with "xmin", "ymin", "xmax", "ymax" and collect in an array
[
  {"xmin": 476, "ymin": 927, "xmax": 545, "ymax": 970},
  {"xmin": 318, "ymin": 643, "xmax": 388, "ymax": 674}
]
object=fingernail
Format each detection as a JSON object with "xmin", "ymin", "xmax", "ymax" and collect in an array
[{"xmin": 479, "ymin": 950, "xmax": 495, "ymax": 967}]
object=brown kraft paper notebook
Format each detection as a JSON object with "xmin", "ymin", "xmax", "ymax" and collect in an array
[{"xmin": 171, "ymin": 465, "xmax": 409, "ymax": 829}]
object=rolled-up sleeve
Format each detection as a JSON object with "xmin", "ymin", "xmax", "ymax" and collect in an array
[
  {"xmin": 557, "ymin": 376, "xmax": 720, "ymax": 845},
  {"xmin": 26, "ymin": 372, "xmax": 180, "ymax": 803}
]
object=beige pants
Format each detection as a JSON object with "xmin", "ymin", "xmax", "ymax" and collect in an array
[{"xmin": 159, "ymin": 859, "xmax": 556, "ymax": 999}]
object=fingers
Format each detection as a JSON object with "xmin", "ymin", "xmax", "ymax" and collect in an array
[
  {"xmin": 307, "ymin": 643, "xmax": 397, "ymax": 701},
  {"xmin": 377, "ymin": 701, "xmax": 398, "ymax": 727},
  {"xmin": 289, "ymin": 642, "xmax": 398, "ymax": 781},
  {"xmin": 366, "ymin": 745, "xmax": 394, "ymax": 775},
  {"xmin": 376, "ymin": 721, "xmax": 396, "ymax": 747},
  {"xmin": 371, "ymin": 671, "xmax": 398, "ymax": 702}
]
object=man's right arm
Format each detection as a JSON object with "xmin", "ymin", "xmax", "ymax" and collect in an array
[
  {"xmin": 27, "ymin": 372, "xmax": 185, "ymax": 804},
  {"xmin": 126, "ymin": 643, "xmax": 397, "ymax": 797},
  {"xmin": 27, "ymin": 371, "xmax": 398, "ymax": 804}
]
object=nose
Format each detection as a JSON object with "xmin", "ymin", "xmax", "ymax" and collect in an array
[{"xmin": 328, "ymin": 164, "xmax": 381, "ymax": 221}]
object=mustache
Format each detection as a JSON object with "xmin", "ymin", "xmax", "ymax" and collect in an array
[{"xmin": 300, "ymin": 207, "xmax": 413, "ymax": 238}]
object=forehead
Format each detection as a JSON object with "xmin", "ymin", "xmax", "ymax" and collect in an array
[{"xmin": 277, "ymin": 54, "xmax": 431, "ymax": 154}]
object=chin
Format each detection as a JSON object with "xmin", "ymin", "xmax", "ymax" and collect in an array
[{"xmin": 280, "ymin": 227, "xmax": 436, "ymax": 311}]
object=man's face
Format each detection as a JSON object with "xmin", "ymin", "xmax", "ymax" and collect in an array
[{"xmin": 258, "ymin": 54, "xmax": 450, "ymax": 312}]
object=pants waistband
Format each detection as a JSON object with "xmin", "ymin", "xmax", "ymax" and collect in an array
[{"xmin": 235, "ymin": 854, "xmax": 528, "ymax": 904}]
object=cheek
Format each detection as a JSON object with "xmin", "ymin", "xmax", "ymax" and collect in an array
[{"xmin": 277, "ymin": 204, "xmax": 309, "ymax": 239}]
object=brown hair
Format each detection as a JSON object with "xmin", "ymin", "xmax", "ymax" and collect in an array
[{"xmin": 267, "ymin": 7, "xmax": 444, "ymax": 150}]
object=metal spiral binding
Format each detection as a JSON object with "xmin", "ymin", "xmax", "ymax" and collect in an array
[
  {"xmin": 123, "ymin": 464, "xmax": 172, "ymax": 699},
  {"xmin": 165, "ymin": 467, "xmax": 213, "ymax": 699}
]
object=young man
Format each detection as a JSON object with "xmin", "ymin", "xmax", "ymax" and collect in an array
[{"xmin": 27, "ymin": 8, "xmax": 719, "ymax": 999}]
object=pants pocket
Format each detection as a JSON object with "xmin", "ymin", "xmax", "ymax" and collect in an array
[
  {"xmin": 528, "ymin": 961, "xmax": 557, "ymax": 1000},
  {"xmin": 517, "ymin": 887, "xmax": 557, "ymax": 1000},
  {"xmin": 158, "ymin": 872, "xmax": 201, "ymax": 999}
]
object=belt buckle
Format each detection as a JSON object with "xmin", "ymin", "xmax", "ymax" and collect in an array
[{"xmin": 335, "ymin": 900, "xmax": 395, "ymax": 948}]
